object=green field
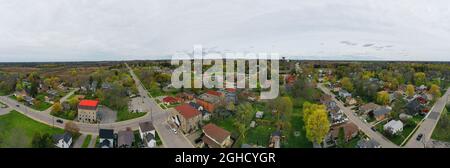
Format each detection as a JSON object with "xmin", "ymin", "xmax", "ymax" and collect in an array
[
  {"xmin": 432, "ymin": 107, "xmax": 450, "ymax": 142},
  {"xmin": 0, "ymin": 110, "xmax": 64, "ymax": 147},
  {"xmin": 117, "ymin": 108, "xmax": 147, "ymax": 122},
  {"xmin": 82, "ymin": 135, "xmax": 92, "ymax": 148}
]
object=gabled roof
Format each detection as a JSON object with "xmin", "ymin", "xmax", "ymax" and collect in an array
[
  {"xmin": 99, "ymin": 129, "xmax": 114, "ymax": 139},
  {"xmin": 175, "ymin": 104, "xmax": 201, "ymax": 119},
  {"xmin": 206, "ymin": 90, "xmax": 223, "ymax": 97},
  {"xmin": 117, "ymin": 130, "xmax": 134, "ymax": 147},
  {"xmin": 360, "ymin": 103, "xmax": 380, "ymax": 112},
  {"xmin": 330, "ymin": 122, "xmax": 358, "ymax": 140},
  {"xmin": 53, "ymin": 132, "xmax": 72, "ymax": 143},
  {"xmin": 373, "ymin": 107, "xmax": 391, "ymax": 117},
  {"xmin": 202, "ymin": 123, "xmax": 231, "ymax": 144}
]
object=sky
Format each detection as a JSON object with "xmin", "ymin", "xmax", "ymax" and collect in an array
[{"xmin": 0, "ymin": 0, "xmax": 450, "ymax": 62}]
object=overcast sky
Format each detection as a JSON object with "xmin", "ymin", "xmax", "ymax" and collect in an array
[{"xmin": 0, "ymin": 0, "xmax": 450, "ymax": 62}]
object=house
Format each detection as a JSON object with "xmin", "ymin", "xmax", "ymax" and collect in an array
[
  {"xmin": 196, "ymin": 92, "xmax": 222, "ymax": 112},
  {"xmin": 345, "ymin": 97, "xmax": 357, "ymax": 106},
  {"xmin": 77, "ymin": 100, "xmax": 99, "ymax": 123},
  {"xmin": 268, "ymin": 130, "xmax": 281, "ymax": 148},
  {"xmin": 47, "ymin": 89, "xmax": 59, "ymax": 99},
  {"xmin": 101, "ymin": 83, "xmax": 112, "ymax": 90},
  {"xmin": 399, "ymin": 113, "xmax": 413, "ymax": 122},
  {"xmin": 417, "ymin": 85, "xmax": 427, "ymax": 92},
  {"xmin": 99, "ymin": 129, "xmax": 114, "ymax": 148},
  {"xmin": 139, "ymin": 122, "xmax": 157, "ymax": 148},
  {"xmin": 189, "ymin": 102, "xmax": 210, "ymax": 121},
  {"xmin": 24, "ymin": 96, "xmax": 34, "ymax": 105},
  {"xmin": 328, "ymin": 122, "xmax": 359, "ymax": 142},
  {"xmin": 359, "ymin": 103, "xmax": 380, "ymax": 115},
  {"xmin": 53, "ymin": 132, "xmax": 72, "ymax": 148},
  {"xmin": 117, "ymin": 129, "xmax": 134, "ymax": 148},
  {"xmin": 177, "ymin": 92, "xmax": 194, "ymax": 101},
  {"xmin": 202, "ymin": 123, "xmax": 233, "ymax": 148},
  {"xmin": 338, "ymin": 90, "xmax": 352, "ymax": 98},
  {"xmin": 225, "ymin": 91, "xmax": 237, "ymax": 104},
  {"xmin": 372, "ymin": 106, "xmax": 391, "ymax": 121},
  {"xmin": 255, "ymin": 111, "xmax": 264, "ymax": 119},
  {"xmin": 162, "ymin": 96, "xmax": 179, "ymax": 105},
  {"xmin": 384, "ymin": 120, "xmax": 403, "ymax": 135},
  {"xmin": 170, "ymin": 104, "xmax": 202, "ymax": 134},
  {"xmin": 406, "ymin": 98, "xmax": 426, "ymax": 115},
  {"xmin": 357, "ymin": 138, "xmax": 381, "ymax": 148}
]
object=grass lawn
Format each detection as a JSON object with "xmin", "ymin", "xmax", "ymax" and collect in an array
[
  {"xmin": 31, "ymin": 101, "xmax": 52, "ymax": 111},
  {"xmin": 117, "ymin": 108, "xmax": 147, "ymax": 122},
  {"xmin": 0, "ymin": 110, "xmax": 64, "ymax": 147},
  {"xmin": 246, "ymin": 125, "xmax": 275, "ymax": 147},
  {"xmin": 431, "ymin": 107, "xmax": 450, "ymax": 142},
  {"xmin": 51, "ymin": 110, "xmax": 77, "ymax": 120},
  {"xmin": 82, "ymin": 135, "xmax": 92, "ymax": 148},
  {"xmin": 284, "ymin": 99, "xmax": 313, "ymax": 148},
  {"xmin": 344, "ymin": 136, "xmax": 361, "ymax": 148},
  {"xmin": 375, "ymin": 120, "xmax": 417, "ymax": 145}
]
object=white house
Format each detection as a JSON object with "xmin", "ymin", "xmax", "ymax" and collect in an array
[
  {"xmin": 383, "ymin": 120, "xmax": 404, "ymax": 135},
  {"xmin": 255, "ymin": 111, "xmax": 264, "ymax": 119},
  {"xmin": 139, "ymin": 121, "xmax": 157, "ymax": 148},
  {"xmin": 99, "ymin": 129, "xmax": 114, "ymax": 148},
  {"xmin": 53, "ymin": 132, "xmax": 72, "ymax": 148}
]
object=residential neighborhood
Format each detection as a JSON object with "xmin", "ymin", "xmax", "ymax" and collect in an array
[{"xmin": 0, "ymin": 61, "xmax": 449, "ymax": 149}]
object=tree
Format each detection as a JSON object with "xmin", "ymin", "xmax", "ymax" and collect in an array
[
  {"xmin": 68, "ymin": 97, "xmax": 80, "ymax": 110},
  {"xmin": 305, "ymin": 105, "xmax": 330, "ymax": 145},
  {"xmin": 271, "ymin": 97, "xmax": 293, "ymax": 129},
  {"xmin": 31, "ymin": 133, "xmax": 54, "ymax": 148},
  {"xmin": 51, "ymin": 101, "xmax": 62, "ymax": 114},
  {"xmin": 376, "ymin": 91, "xmax": 390, "ymax": 105},
  {"xmin": 65, "ymin": 121, "xmax": 80, "ymax": 136},
  {"xmin": 414, "ymin": 72, "xmax": 426, "ymax": 86},
  {"xmin": 429, "ymin": 84, "xmax": 441, "ymax": 98},
  {"xmin": 336, "ymin": 127, "xmax": 345, "ymax": 148},
  {"xmin": 234, "ymin": 103, "xmax": 253, "ymax": 142},
  {"xmin": 340, "ymin": 77, "xmax": 353, "ymax": 92},
  {"xmin": 226, "ymin": 102, "xmax": 235, "ymax": 112},
  {"xmin": 406, "ymin": 84, "xmax": 415, "ymax": 98}
]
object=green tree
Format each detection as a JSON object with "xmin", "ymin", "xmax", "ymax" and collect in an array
[
  {"xmin": 51, "ymin": 101, "xmax": 62, "ymax": 114},
  {"xmin": 336, "ymin": 127, "xmax": 345, "ymax": 148},
  {"xmin": 414, "ymin": 72, "xmax": 426, "ymax": 86},
  {"xmin": 406, "ymin": 84, "xmax": 415, "ymax": 98},
  {"xmin": 429, "ymin": 84, "xmax": 441, "ymax": 98},
  {"xmin": 340, "ymin": 77, "xmax": 353, "ymax": 92},
  {"xmin": 305, "ymin": 105, "xmax": 330, "ymax": 145},
  {"xmin": 376, "ymin": 91, "xmax": 390, "ymax": 105},
  {"xmin": 234, "ymin": 103, "xmax": 253, "ymax": 142},
  {"xmin": 31, "ymin": 133, "xmax": 54, "ymax": 148}
]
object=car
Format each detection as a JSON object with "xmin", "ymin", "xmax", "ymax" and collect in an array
[
  {"xmin": 416, "ymin": 133, "xmax": 424, "ymax": 141},
  {"xmin": 56, "ymin": 119, "xmax": 64, "ymax": 124},
  {"xmin": 172, "ymin": 128, "xmax": 178, "ymax": 134},
  {"xmin": 16, "ymin": 104, "xmax": 20, "ymax": 107},
  {"xmin": 371, "ymin": 127, "xmax": 377, "ymax": 132}
]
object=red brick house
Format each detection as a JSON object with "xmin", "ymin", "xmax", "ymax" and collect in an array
[
  {"xmin": 170, "ymin": 104, "xmax": 202, "ymax": 134},
  {"xmin": 202, "ymin": 123, "xmax": 233, "ymax": 148}
]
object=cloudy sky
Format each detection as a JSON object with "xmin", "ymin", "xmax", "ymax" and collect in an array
[{"xmin": 0, "ymin": 0, "xmax": 450, "ymax": 62}]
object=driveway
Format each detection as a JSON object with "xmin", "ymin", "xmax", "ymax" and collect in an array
[{"xmin": 72, "ymin": 134, "xmax": 87, "ymax": 148}]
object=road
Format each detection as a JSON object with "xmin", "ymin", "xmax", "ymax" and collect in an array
[
  {"xmin": 404, "ymin": 88, "xmax": 450, "ymax": 148},
  {"xmin": 73, "ymin": 134, "xmax": 87, "ymax": 148},
  {"xmin": 318, "ymin": 83, "xmax": 399, "ymax": 148},
  {"xmin": 126, "ymin": 63, "xmax": 194, "ymax": 148}
]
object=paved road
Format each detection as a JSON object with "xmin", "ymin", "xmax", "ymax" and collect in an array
[
  {"xmin": 0, "ymin": 107, "xmax": 11, "ymax": 116},
  {"xmin": 73, "ymin": 134, "xmax": 87, "ymax": 148},
  {"xmin": 318, "ymin": 84, "xmax": 399, "ymax": 148},
  {"xmin": 404, "ymin": 88, "xmax": 450, "ymax": 148},
  {"xmin": 126, "ymin": 63, "xmax": 194, "ymax": 148}
]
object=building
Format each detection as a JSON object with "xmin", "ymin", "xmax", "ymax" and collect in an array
[
  {"xmin": 255, "ymin": 111, "xmax": 264, "ymax": 119},
  {"xmin": 196, "ymin": 91, "xmax": 223, "ymax": 112},
  {"xmin": 99, "ymin": 129, "xmax": 114, "ymax": 148},
  {"xmin": 358, "ymin": 103, "xmax": 380, "ymax": 115},
  {"xmin": 356, "ymin": 139, "xmax": 381, "ymax": 148},
  {"xmin": 372, "ymin": 106, "xmax": 391, "ymax": 121},
  {"xmin": 338, "ymin": 90, "xmax": 352, "ymax": 98},
  {"xmin": 53, "ymin": 132, "xmax": 72, "ymax": 148},
  {"xmin": 162, "ymin": 96, "xmax": 179, "ymax": 105},
  {"xmin": 170, "ymin": 104, "xmax": 202, "ymax": 134},
  {"xmin": 77, "ymin": 100, "xmax": 99, "ymax": 123},
  {"xmin": 139, "ymin": 121, "xmax": 157, "ymax": 148},
  {"xmin": 202, "ymin": 123, "xmax": 233, "ymax": 148},
  {"xmin": 328, "ymin": 122, "xmax": 359, "ymax": 142},
  {"xmin": 117, "ymin": 129, "xmax": 134, "ymax": 148},
  {"xmin": 269, "ymin": 130, "xmax": 282, "ymax": 148},
  {"xmin": 384, "ymin": 120, "xmax": 403, "ymax": 135}
]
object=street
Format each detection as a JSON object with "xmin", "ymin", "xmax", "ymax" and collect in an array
[{"xmin": 317, "ymin": 83, "xmax": 399, "ymax": 148}]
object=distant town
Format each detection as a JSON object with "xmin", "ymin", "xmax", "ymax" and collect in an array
[{"xmin": 0, "ymin": 60, "xmax": 449, "ymax": 148}]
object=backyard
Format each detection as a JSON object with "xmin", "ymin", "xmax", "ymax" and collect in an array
[
  {"xmin": 0, "ymin": 110, "xmax": 64, "ymax": 147},
  {"xmin": 431, "ymin": 106, "xmax": 450, "ymax": 142},
  {"xmin": 375, "ymin": 119, "xmax": 418, "ymax": 145}
]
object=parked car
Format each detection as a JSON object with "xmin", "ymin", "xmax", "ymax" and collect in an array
[
  {"xmin": 172, "ymin": 128, "xmax": 178, "ymax": 134},
  {"xmin": 371, "ymin": 127, "xmax": 377, "ymax": 132},
  {"xmin": 16, "ymin": 104, "xmax": 20, "ymax": 107},
  {"xmin": 56, "ymin": 119, "xmax": 64, "ymax": 124},
  {"xmin": 416, "ymin": 133, "xmax": 424, "ymax": 141}
]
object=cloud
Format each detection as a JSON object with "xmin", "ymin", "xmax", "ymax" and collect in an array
[{"xmin": 0, "ymin": 0, "xmax": 450, "ymax": 62}]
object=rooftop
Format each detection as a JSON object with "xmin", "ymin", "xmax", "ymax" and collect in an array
[
  {"xmin": 79, "ymin": 100, "xmax": 99, "ymax": 107},
  {"xmin": 175, "ymin": 104, "xmax": 201, "ymax": 119},
  {"xmin": 203, "ymin": 123, "xmax": 231, "ymax": 144}
]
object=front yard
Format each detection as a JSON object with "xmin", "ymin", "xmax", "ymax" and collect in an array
[
  {"xmin": 431, "ymin": 106, "xmax": 450, "ymax": 142},
  {"xmin": 117, "ymin": 107, "xmax": 147, "ymax": 122},
  {"xmin": 0, "ymin": 110, "xmax": 64, "ymax": 147},
  {"xmin": 375, "ymin": 119, "xmax": 418, "ymax": 145}
]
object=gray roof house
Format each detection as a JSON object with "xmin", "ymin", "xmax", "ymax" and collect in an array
[
  {"xmin": 53, "ymin": 132, "xmax": 73, "ymax": 148},
  {"xmin": 117, "ymin": 129, "xmax": 134, "ymax": 148},
  {"xmin": 356, "ymin": 139, "xmax": 381, "ymax": 148},
  {"xmin": 99, "ymin": 129, "xmax": 114, "ymax": 148}
]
